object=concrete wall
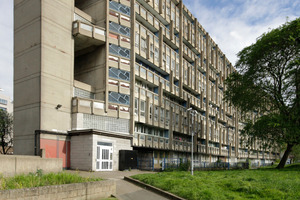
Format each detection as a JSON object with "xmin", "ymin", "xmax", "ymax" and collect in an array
[
  {"xmin": 0, "ymin": 180, "xmax": 115, "ymax": 200},
  {"xmin": 39, "ymin": 133, "xmax": 71, "ymax": 168},
  {"xmin": 74, "ymin": 46, "xmax": 106, "ymax": 94},
  {"xmin": 14, "ymin": 0, "xmax": 42, "ymax": 155},
  {"xmin": 70, "ymin": 134, "xmax": 94, "ymax": 171},
  {"xmin": 14, "ymin": 0, "xmax": 74, "ymax": 155},
  {"xmin": 70, "ymin": 134, "xmax": 132, "ymax": 171},
  {"xmin": 0, "ymin": 155, "xmax": 62, "ymax": 177}
]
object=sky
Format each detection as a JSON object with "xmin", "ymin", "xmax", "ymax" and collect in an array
[{"xmin": 0, "ymin": 0, "xmax": 299, "ymax": 99}]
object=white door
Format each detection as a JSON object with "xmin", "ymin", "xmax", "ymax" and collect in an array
[{"xmin": 96, "ymin": 145, "xmax": 113, "ymax": 171}]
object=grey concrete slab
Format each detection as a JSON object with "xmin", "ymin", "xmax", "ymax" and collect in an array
[{"xmin": 67, "ymin": 170, "xmax": 169, "ymax": 200}]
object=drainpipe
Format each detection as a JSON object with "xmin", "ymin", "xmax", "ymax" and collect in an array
[{"xmin": 34, "ymin": 130, "xmax": 40, "ymax": 156}]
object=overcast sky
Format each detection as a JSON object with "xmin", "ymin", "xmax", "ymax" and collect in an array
[{"xmin": 0, "ymin": 0, "xmax": 299, "ymax": 99}]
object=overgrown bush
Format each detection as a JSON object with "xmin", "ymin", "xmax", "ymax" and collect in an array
[
  {"xmin": 179, "ymin": 158, "xmax": 190, "ymax": 171},
  {"xmin": 0, "ymin": 170, "xmax": 102, "ymax": 190}
]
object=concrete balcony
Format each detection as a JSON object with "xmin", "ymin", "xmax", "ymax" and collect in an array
[
  {"xmin": 238, "ymin": 152, "xmax": 248, "ymax": 158},
  {"xmin": 208, "ymin": 147, "xmax": 219, "ymax": 155},
  {"xmin": 73, "ymin": 20, "xmax": 106, "ymax": 54},
  {"xmin": 221, "ymin": 149, "xmax": 228, "ymax": 156},
  {"xmin": 72, "ymin": 97, "xmax": 105, "ymax": 116},
  {"xmin": 133, "ymin": 133, "xmax": 169, "ymax": 150},
  {"xmin": 72, "ymin": 97, "xmax": 130, "ymax": 119},
  {"xmin": 198, "ymin": 144, "xmax": 206, "ymax": 153}
]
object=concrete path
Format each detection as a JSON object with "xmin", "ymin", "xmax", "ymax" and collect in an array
[{"xmin": 67, "ymin": 170, "xmax": 169, "ymax": 200}]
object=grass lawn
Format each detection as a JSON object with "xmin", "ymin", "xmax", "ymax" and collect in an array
[
  {"xmin": 0, "ymin": 171, "xmax": 102, "ymax": 190},
  {"xmin": 131, "ymin": 164, "xmax": 300, "ymax": 200}
]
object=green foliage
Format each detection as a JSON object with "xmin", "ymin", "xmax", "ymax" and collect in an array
[
  {"xmin": 0, "ymin": 171, "xmax": 102, "ymax": 190},
  {"xmin": 291, "ymin": 144, "xmax": 300, "ymax": 162},
  {"xmin": 179, "ymin": 158, "xmax": 190, "ymax": 171},
  {"xmin": 224, "ymin": 18, "xmax": 300, "ymax": 168},
  {"xmin": 132, "ymin": 164, "xmax": 300, "ymax": 200},
  {"xmin": 0, "ymin": 110, "xmax": 13, "ymax": 154}
]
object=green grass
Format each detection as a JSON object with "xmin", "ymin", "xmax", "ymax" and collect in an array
[
  {"xmin": 0, "ymin": 171, "xmax": 102, "ymax": 190},
  {"xmin": 131, "ymin": 164, "xmax": 300, "ymax": 200}
]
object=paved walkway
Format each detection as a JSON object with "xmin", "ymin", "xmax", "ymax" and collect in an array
[{"xmin": 67, "ymin": 170, "xmax": 169, "ymax": 200}]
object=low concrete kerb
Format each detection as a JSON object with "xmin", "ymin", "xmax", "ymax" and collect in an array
[{"xmin": 124, "ymin": 176, "xmax": 186, "ymax": 200}]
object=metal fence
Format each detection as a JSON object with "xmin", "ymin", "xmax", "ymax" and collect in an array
[{"xmin": 137, "ymin": 158, "xmax": 274, "ymax": 171}]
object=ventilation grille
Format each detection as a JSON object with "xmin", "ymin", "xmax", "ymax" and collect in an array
[
  {"xmin": 74, "ymin": 87, "xmax": 95, "ymax": 99},
  {"xmin": 83, "ymin": 114, "xmax": 129, "ymax": 134}
]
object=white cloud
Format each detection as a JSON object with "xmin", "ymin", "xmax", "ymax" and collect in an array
[{"xmin": 183, "ymin": 0, "xmax": 299, "ymax": 65}]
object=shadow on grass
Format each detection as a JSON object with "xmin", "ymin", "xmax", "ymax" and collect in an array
[{"xmin": 258, "ymin": 163, "xmax": 300, "ymax": 171}]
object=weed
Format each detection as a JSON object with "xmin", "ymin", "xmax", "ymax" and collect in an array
[{"xmin": 0, "ymin": 172, "xmax": 102, "ymax": 190}]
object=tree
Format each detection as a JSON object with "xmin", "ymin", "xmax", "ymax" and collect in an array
[
  {"xmin": 290, "ymin": 144, "xmax": 300, "ymax": 163},
  {"xmin": 224, "ymin": 18, "xmax": 300, "ymax": 169},
  {"xmin": 0, "ymin": 110, "xmax": 13, "ymax": 154}
]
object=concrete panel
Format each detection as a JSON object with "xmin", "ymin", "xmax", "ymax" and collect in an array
[
  {"xmin": 40, "ymin": 105, "xmax": 71, "ymax": 131},
  {"xmin": 0, "ymin": 156, "xmax": 16, "ymax": 176},
  {"xmin": 71, "ymin": 135, "xmax": 93, "ymax": 171},
  {"xmin": 75, "ymin": 46, "xmax": 106, "ymax": 90},
  {"xmin": 14, "ymin": 135, "xmax": 36, "ymax": 155},
  {"xmin": 41, "ymin": 45, "xmax": 73, "ymax": 82},
  {"xmin": 14, "ymin": 19, "xmax": 41, "ymax": 55},
  {"xmin": 14, "ymin": 77, "xmax": 40, "ymax": 108},
  {"xmin": 41, "ymin": 19, "xmax": 73, "ymax": 56},
  {"xmin": 42, "ymin": 0, "xmax": 74, "ymax": 30},
  {"xmin": 78, "ymin": 0, "xmax": 107, "ymax": 23},
  {"xmin": 14, "ymin": 46, "xmax": 41, "ymax": 81},
  {"xmin": 40, "ymin": 74, "xmax": 72, "ymax": 107},
  {"xmin": 14, "ymin": 0, "xmax": 41, "ymax": 30},
  {"xmin": 0, "ymin": 180, "xmax": 115, "ymax": 200},
  {"xmin": 0, "ymin": 155, "xmax": 62, "ymax": 177}
]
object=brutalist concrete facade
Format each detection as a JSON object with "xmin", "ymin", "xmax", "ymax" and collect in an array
[{"xmin": 14, "ymin": 0, "xmax": 279, "ymax": 171}]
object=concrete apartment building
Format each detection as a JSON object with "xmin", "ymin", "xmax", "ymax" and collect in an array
[
  {"xmin": 0, "ymin": 91, "xmax": 13, "ymax": 113},
  {"xmin": 14, "ymin": 0, "xmax": 279, "ymax": 171}
]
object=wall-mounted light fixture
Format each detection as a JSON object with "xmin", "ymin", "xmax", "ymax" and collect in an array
[{"xmin": 56, "ymin": 104, "xmax": 62, "ymax": 109}]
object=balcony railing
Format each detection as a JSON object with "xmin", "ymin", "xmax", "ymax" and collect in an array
[
  {"xmin": 72, "ymin": 97, "xmax": 130, "ymax": 119},
  {"xmin": 73, "ymin": 20, "xmax": 106, "ymax": 52},
  {"xmin": 133, "ymin": 133, "xmax": 169, "ymax": 149}
]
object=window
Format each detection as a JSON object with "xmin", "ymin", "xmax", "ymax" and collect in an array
[
  {"xmin": 141, "ymin": 26, "xmax": 146, "ymax": 35},
  {"xmin": 141, "ymin": 37, "xmax": 147, "ymax": 53},
  {"xmin": 171, "ymin": 3, "xmax": 175, "ymax": 21},
  {"xmin": 135, "ymin": 33, "xmax": 139, "ymax": 48},
  {"xmin": 109, "ymin": 67, "xmax": 130, "ymax": 81},
  {"xmin": 109, "ymin": 44, "xmax": 130, "ymax": 59},
  {"xmin": 149, "ymin": 103, "xmax": 153, "ymax": 119},
  {"xmin": 154, "ymin": 47, "xmax": 159, "ymax": 63},
  {"xmin": 154, "ymin": 106, "xmax": 158, "ymax": 121},
  {"xmin": 109, "ymin": 1, "xmax": 131, "ymax": 16},
  {"xmin": 184, "ymin": 67, "xmax": 187, "ymax": 81},
  {"xmin": 165, "ymin": 110, "xmax": 169, "ymax": 126},
  {"xmin": 160, "ymin": 108, "xmax": 164, "ymax": 123},
  {"xmin": 109, "ymin": 22, "xmax": 130, "ymax": 37},
  {"xmin": 150, "ymin": 43, "xmax": 154, "ymax": 58},
  {"xmin": 166, "ymin": 54, "xmax": 170, "ymax": 71},
  {"xmin": 176, "ymin": 8, "xmax": 179, "ymax": 29},
  {"xmin": 0, "ymin": 98, "xmax": 7, "ymax": 105},
  {"xmin": 108, "ymin": 91, "xmax": 130, "ymax": 105},
  {"xmin": 140, "ymin": 100, "xmax": 145, "ymax": 116},
  {"xmin": 135, "ymin": 98, "xmax": 138, "ymax": 115}
]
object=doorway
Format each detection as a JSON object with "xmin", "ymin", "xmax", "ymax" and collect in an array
[{"xmin": 96, "ymin": 142, "xmax": 113, "ymax": 171}]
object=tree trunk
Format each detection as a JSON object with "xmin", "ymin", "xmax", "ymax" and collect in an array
[
  {"xmin": 1, "ymin": 135, "xmax": 5, "ymax": 154},
  {"xmin": 276, "ymin": 144, "xmax": 293, "ymax": 169}
]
